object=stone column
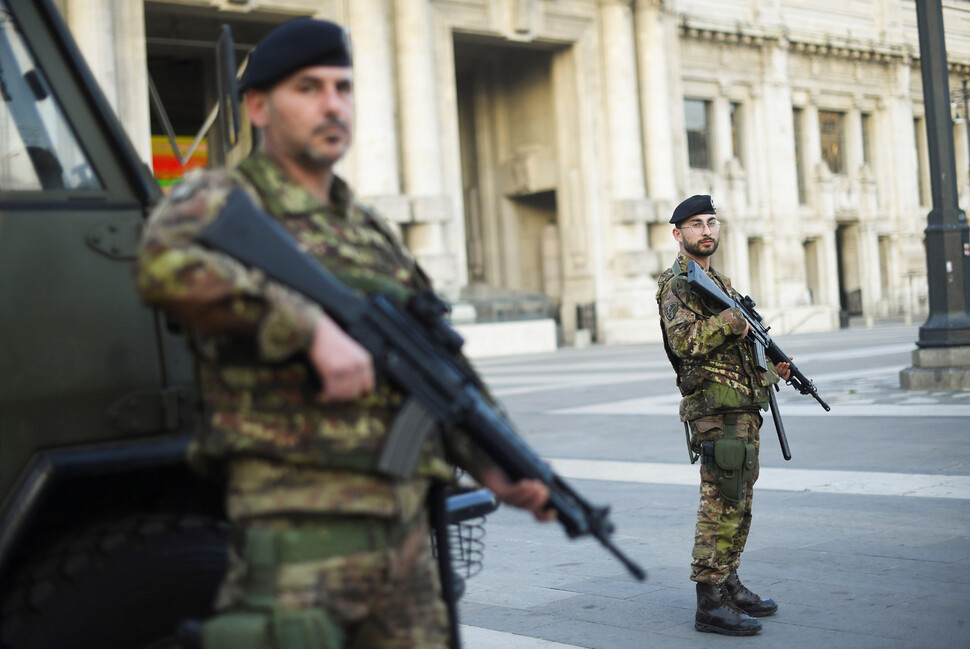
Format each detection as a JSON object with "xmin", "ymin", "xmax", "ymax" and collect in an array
[
  {"xmin": 598, "ymin": 0, "xmax": 654, "ymax": 343},
  {"xmin": 114, "ymin": 1, "xmax": 150, "ymax": 164},
  {"xmin": 66, "ymin": 0, "xmax": 117, "ymax": 108},
  {"xmin": 600, "ymin": 0, "xmax": 645, "ymax": 200},
  {"xmin": 347, "ymin": 0, "xmax": 409, "ymax": 222},
  {"xmin": 846, "ymin": 105, "xmax": 865, "ymax": 183},
  {"xmin": 64, "ymin": 0, "xmax": 150, "ymax": 164},
  {"xmin": 393, "ymin": 0, "xmax": 454, "ymax": 289},
  {"xmin": 820, "ymin": 228, "xmax": 840, "ymax": 325},
  {"xmin": 955, "ymin": 118, "xmax": 970, "ymax": 207},
  {"xmin": 712, "ymin": 91, "xmax": 732, "ymax": 173},
  {"xmin": 727, "ymin": 226, "xmax": 751, "ymax": 295},
  {"xmin": 802, "ymin": 101, "xmax": 828, "ymax": 216},
  {"xmin": 885, "ymin": 59, "xmax": 919, "ymax": 221},
  {"xmin": 757, "ymin": 39, "xmax": 803, "ymax": 308},
  {"xmin": 847, "ymin": 103, "xmax": 878, "ymax": 323},
  {"xmin": 858, "ymin": 222, "xmax": 881, "ymax": 326},
  {"xmin": 757, "ymin": 235, "xmax": 779, "ymax": 307},
  {"xmin": 634, "ymin": 0, "xmax": 677, "ymax": 204},
  {"xmin": 600, "ymin": 0, "xmax": 648, "ymax": 245},
  {"xmin": 760, "ymin": 39, "xmax": 798, "ymax": 221}
]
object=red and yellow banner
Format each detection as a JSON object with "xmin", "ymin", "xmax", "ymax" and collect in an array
[{"xmin": 151, "ymin": 135, "xmax": 208, "ymax": 191}]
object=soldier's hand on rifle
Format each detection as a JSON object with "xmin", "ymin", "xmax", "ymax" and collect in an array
[
  {"xmin": 309, "ymin": 314, "xmax": 376, "ymax": 402},
  {"xmin": 775, "ymin": 357, "xmax": 793, "ymax": 381},
  {"xmin": 720, "ymin": 307, "xmax": 751, "ymax": 339},
  {"xmin": 480, "ymin": 466, "xmax": 557, "ymax": 522}
]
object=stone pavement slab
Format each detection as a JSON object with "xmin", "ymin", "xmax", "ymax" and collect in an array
[{"xmin": 456, "ymin": 324, "xmax": 970, "ymax": 649}]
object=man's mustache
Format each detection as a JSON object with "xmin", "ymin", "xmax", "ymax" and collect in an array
[{"xmin": 313, "ymin": 118, "xmax": 349, "ymax": 134}]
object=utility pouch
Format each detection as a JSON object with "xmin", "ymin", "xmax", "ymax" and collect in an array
[
  {"xmin": 200, "ymin": 607, "xmax": 343, "ymax": 649},
  {"xmin": 200, "ymin": 525, "xmax": 344, "ymax": 649},
  {"xmin": 275, "ymin": 608, "xmax": 344, "ymax": 649},
  {"xmin": 704, "ymin": 439, "xmax": 756, "ymax": 502},
  {"xmin": 201, "ymin": 611, "xmax": 272, "ymax": 649}
]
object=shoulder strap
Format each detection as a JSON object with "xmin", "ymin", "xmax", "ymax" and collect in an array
[{"xmin": 657, "ymin": 262, "xmax": 684, "ymax": 385}]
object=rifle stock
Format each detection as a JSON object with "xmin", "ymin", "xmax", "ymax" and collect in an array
[{"xmin": 196, "ymin": 188, "xmax": 647, "ymax": 581}]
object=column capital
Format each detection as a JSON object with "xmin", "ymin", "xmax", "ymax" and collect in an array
[{"xmin": 599, "ymin": 0, "xmax": 634, "ymax": 8}]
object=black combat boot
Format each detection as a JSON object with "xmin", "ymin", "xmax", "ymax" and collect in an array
[
  {"xmin": 695, "ymin": 582, "xmax": 762, "ymax": 636},
  {"xmin": 724, "ymin": 570, "xmax": 778, "ymax": 617}
]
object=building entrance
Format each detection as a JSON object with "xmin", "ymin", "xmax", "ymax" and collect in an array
[{"xmin": 454, "ymin": 38, "xmax": 564, "ymax": 322}]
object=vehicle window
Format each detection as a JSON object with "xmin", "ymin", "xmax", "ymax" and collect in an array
[{"xmin": 0, "ymin": 4, "xmax": 102, "ymax": 191}]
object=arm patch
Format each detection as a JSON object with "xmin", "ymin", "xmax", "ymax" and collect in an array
[{"xmin": 664, "ymin": 302, "xmax": 679, "ymax": 322}]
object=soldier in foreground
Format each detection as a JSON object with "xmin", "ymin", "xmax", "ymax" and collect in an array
[
  {"xmin": 136, "ymin": 18, "xmax": 551, "ymax": 648},
  {"xmin": 656, "ymin": 195, "xmax": 791, "ymax": 636}
]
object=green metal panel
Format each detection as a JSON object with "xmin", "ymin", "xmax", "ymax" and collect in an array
[{"xmin": 0, "ymin": 0, "xmax": 192, "ymax": 510}]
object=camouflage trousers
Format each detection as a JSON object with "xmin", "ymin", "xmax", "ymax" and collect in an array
[
  {"xmin": 688, "ymin": 411, "xmax": 761, "ymax": 584},
  {"xmin": 214, "ymin": 512, "xmax": 450, "ymax": 649}
]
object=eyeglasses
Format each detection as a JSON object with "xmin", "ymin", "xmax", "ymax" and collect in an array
[{"xmin": 680, "ymin": 218, "xmax": 720, "ymax": 234}]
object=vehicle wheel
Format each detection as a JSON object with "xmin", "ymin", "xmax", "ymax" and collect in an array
[{"xmin": 1, "ymin": 514, "xmax": 228, "ymax": 649}]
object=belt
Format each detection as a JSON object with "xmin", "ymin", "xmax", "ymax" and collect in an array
[{"xmin": 242, "ymin": 514, "xmax": 426, "ymax": 566}]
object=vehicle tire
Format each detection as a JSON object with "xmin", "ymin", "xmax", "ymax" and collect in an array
[{"xmin": 0, "ymin": 513, "xmax": 228, "ymax": 649}]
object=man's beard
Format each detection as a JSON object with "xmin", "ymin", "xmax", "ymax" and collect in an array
[
  {"xmin": 684, "ymin": 236, "xmax": 719, "ymax": 257},
  {"xmin": 295, "ymin": 148, "xmax": 339, "ymax": 170},
  {"xmin": 295, "ymin": 118, "xmax": 350, "ymax": 170}
]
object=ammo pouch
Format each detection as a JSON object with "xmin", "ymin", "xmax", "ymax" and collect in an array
[
  {"xmin": 199, "ymin": 528, "xmax": 344, "ymax": 649},
  {"xmin": 700, "ymin": 438, "xmax": 756, "ymax": 502},
  {"xmin": 201, "ymin": 608, "xmax": 341, "ymax": 649}
]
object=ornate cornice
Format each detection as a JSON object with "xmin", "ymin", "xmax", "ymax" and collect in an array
[{"xmin": 676, "ymin": 17, "xmax": 970, "ymax": 73}]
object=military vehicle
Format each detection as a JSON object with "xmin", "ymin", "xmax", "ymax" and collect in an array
[
  {"xmin": 0, "ymin": 2, "xmax": 493, "ymax": 647},
  {"xmin": 0, "ymin": 1, "xmax": 227, "ymax": 646}
]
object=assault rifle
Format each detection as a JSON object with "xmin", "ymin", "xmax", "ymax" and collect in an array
[
  {"xmin": 196, "ymin": 188, "xmax": 647, "ymax": 581},
  {"xmin": 686, "ymin": 260, "xmax": 831, "ymax": 461}
]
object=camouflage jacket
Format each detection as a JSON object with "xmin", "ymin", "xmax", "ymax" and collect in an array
[
  {"xmin": 136, "ymin": 153, "xmax": 488, "ymax": 520},
  {"xmin": 656, "ymin": 253, "xmax": 778, "ymax": 422}
]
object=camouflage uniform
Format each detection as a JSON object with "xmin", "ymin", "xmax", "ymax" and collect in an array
[
  {"xmin": 656, "ymin": 253, "xmax": 779, "ymax": 585},
  {"xmin": 137, "ymin": 153, "xmax": 489, "ymax": 648}
]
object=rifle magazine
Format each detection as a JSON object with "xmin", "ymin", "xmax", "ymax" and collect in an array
[{"xmin": 377, "ymin": 397, "xmax": 438, "ymax": 479}]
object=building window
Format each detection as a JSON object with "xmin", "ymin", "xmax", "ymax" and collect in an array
[
  {"xmin": 685, "ymin": 98, "xmax": 711, "ymax": 169},
  {"xmin": 861, "ymin": 113, "xmax": 873, "ymax": 167},
  {"xmin": 819, "ymin": 110, "xmax": 845, "ymax": 174},
  {"xmin": 793, "ymin": 107, "xmax": 807, "ymax": 204},
  {"xmin": 0, "ymin": 9, "xmax": 101, "ymax": 191},
  {"xmin": 730, "ymin": 102, "xmax": 744, "ymax": 166}
]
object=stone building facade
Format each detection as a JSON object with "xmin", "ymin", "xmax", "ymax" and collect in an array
[{"xmin": 50, "ymin": 0, "xmax": 970, "ymax": 344}]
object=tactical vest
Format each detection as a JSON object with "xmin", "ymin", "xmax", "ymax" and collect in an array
[
  {"xmin": 189, "ymin": 155, "xmax": 452, "ymax": 481},
  {"xmin": 656, "ymin": 255, "xmax": 770, "ymax": 419}
]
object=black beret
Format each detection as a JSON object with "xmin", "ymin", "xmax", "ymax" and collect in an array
[
  {"xmin": 239, "ymin": 18, "xmax": 352, "ymax": 93},
  {"xmin": 670, "ymin": 194, "xmax": 716, "ymax": 224}
]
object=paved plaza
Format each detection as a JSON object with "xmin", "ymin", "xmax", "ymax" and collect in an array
[{"xmin": 456, "ymin": 323, "xmax": 970, "ymax": 649}]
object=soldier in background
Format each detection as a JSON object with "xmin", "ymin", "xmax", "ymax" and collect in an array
[
  {"xmin": 656, "ymin": 195, "xmax": 791, "ymax": 637},
  {"xmin": 136, "ymin": 18, "xmax": 551, "ymax": 649}
]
